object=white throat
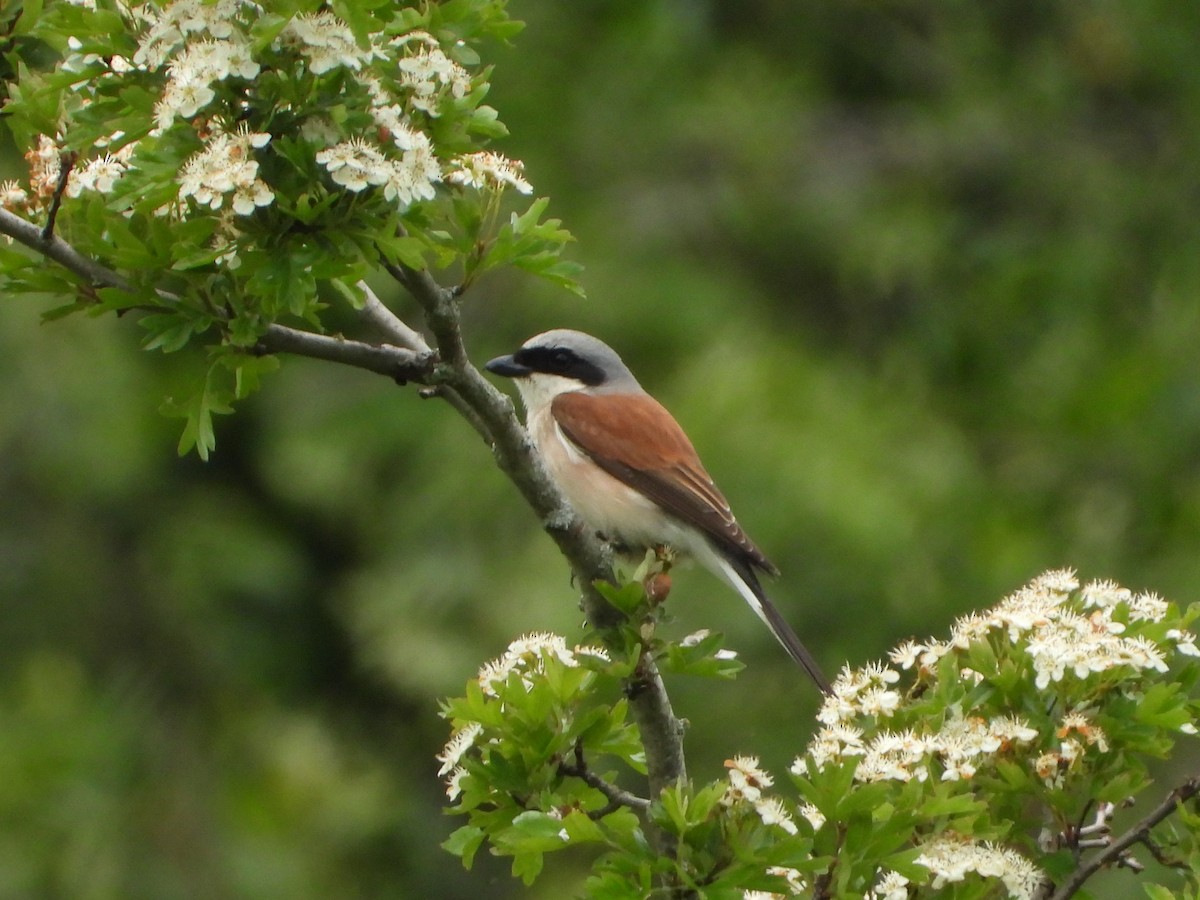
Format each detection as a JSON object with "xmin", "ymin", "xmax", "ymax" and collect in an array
[{"xmin": 512, "ymin": 372, "xmax": 588, "ymax": 416}]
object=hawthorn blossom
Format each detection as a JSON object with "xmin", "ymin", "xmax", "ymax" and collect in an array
[
  {"xmin": 475, "ymin": 631, "xmax": 599, "ymax": 697},
  {"xmin": 915, "ymin": 834, "xmax": 1045, "ymax": 899},
  {"xmin": 26, "ymin": 134, "xmax": 61, "ymax": 200},
  {"xmin": 135, "ymin": 0, "xmax": 251, "ymax": 69},
  {"xmin": 755, "ymin": 797, "xmax": 798, "ymax": 834},
  {"xmin": 0, "ymin": 180, "xmax": 28, "ymax": 209},
  {"xmin": 316, "ymin": 139, "xmax": 391, "ymax": 191},
  {"xmin": 178, "ymin": 126, "xmax": 274, "ymax": 214},
  {"xmin": 281, "ymin": 11, "xmax": 374, "ymax": 74},
  {"xmin": 395, "ymin": 40, "xmax": 472, "ymax": 115},
  {"xmin": 724, "ymin": 755, "xmax": 773, "ymax": 803},
  {"xmin": 154, "ymin": 37, "xmax": 260, "ymax": 130},
  {"xmin": 316, "ymin": 138, "xmax": 441, "ymax": 208},
  {"xmin": 867, "ymin": 871, "xmax": 911, "ymax": 900},
  {"xmin": 65, "ymin": 154, "xmax": 128, "ymax": 197},
  {"xmin": 437, "ymin": 721, "xmax": 482, "ymax": 777},
  {"xmin": 447, "ymin": 151, "xmax": 533, "ymax": 194}
]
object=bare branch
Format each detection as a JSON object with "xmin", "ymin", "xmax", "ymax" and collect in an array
[
  {"xmin": 560, "ymin": 740, "xmax": 651, "ymax": 818},
  {"xmin": 257, "ymin": 325, "xmax": 437, "ymax": 383},
  {"xmin": 0, "ymin": 207, "xmax": 131, "ymax": 291},
  {"xmin": 1045, "ymin": 774, "xmax": 1200, "ymax": 900},
  {"xmin": 0, "ymin": 211, "xmax": 442, "ymax": 384},
  {"xmin": 42, "ymin": 151, "xmax": 77, "ymax": 242},
  {"xmin": 356, "ymin": 279, "xmax": 432, "ymax": 353}
]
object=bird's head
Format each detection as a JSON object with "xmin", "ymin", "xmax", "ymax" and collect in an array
[{"xmin": 485, "ymin": 329, "xmax": 640, "ymax": 411}]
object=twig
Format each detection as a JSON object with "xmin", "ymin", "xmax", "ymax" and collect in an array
[
  {"xmin": 0, "ymin": 207, "xmax": 131, "ymax": 291},
  {"xmin": 256, "ymin": 325, "xmax": 437, "ymax": 383},
  {"xmin": 41, "ymin": 151, "xmax": 76, "ymax": 241},
  {"xmin": 356, "ymin": 279, "xmax": 431, "ymax": 353},
  {"xmin": 0, "ymin": 211, "xmax": 442, "ymax": 385},
  {"xmin": 559, "ymin": 740, "xmax": 651, "ymax": 818},
  {"xmin": 1045, "ymin": 774, "xmax": 1200, "ymax": 900}
]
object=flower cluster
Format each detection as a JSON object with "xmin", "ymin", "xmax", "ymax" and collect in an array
[
  {"xmin": 796, "ymin": 713, "xmax": 1040, "ymax": 786},
  {"xmin": 1032, "ymin": 710, "xmax": 1112, "ymax": 789},
  {"xmin": 474, "ymin": 631, "xmax": 608, "ymax": 698},
  {"xmin": 723, "ymin": 756, "xmax": 797, "ymax": 835},
  {"xmin": 155, "ymin": 37, "xmax": 260, "ymax": 131},
  {"xmin": 886, "ymin": 570, "xmax": 1184, "ymax": 690},
  {"xmin": 281, "ymin": 11, "xmax": 376, "ymax": 74},
  {"xmin": 315, "ymin": 137, "xmax": 440, "ymax": 207},
  {"xmin": 12, "ymin": 1, "xmax": 537, "ymax": 264},
  {"xmin": 796, "ymin": 570, "xmax": 1197, "ymax": 791},
  {"xmin": 178, "ymin": 126, "xmax": 274, "ymax": 214},
  {"xmin": 437, "ymin": 720, "xmax": 482, "ymax": 801},
  {"xmin": 134, "ymin": 0, "xmax": 251, "ymax": 69},
  {"xmin": 914, "ymin": 833, "xmax": 1045, "ymax": 899},
  {"xmin": 446, "ymin": 151, "xmax": 534, "ymax": 195},
  {"xmin": 394, "ymin": 33, "xmax": 472, "ymax": 115},
  {"xmin": 437, "ymin": 632, "xmax": 610, "ymax": 802}
]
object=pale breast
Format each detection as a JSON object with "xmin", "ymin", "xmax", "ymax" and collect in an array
[{"xmin": 528, "ymin": 406, "xmax": 688, "ymax": 550}]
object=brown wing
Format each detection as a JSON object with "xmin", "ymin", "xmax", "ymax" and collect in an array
[{"xmin": 551, "ymin": 391, "xmax": 778, "ymax": 575}]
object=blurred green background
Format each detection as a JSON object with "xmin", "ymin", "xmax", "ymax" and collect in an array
[{"xmin": 3, "ymin": 0, "xmax": 1200, "ymax": 896}]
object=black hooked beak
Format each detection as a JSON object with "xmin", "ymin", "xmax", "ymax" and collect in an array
[{"xmin": 484, "ymin": 354, "xmax": 532, "ymax": 378}]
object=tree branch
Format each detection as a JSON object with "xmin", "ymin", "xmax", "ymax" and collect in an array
[
  {"xmin": 0, "ymin": 206, "xmax": 131, "ymax": 291},
  {"xmin": 560, "ymin": 740, "xmax": 651, "ymax": 818},
  {"xmin": 1045, "ymin": 774, "xmax": 1200, "ymax": 900},
  {"xmin": 0, "ymin": 205, "xmax": 689, "ymax": 869},
  {"xmin": 385, "ymin": 258, "xmax": 690, "ymax": 835},
  {"xmin": 356, "ymin": 279, "xmax": 432, "ymax": 354},
  {"xmin": 256, "ymin": 325, "xmax": 437, "ymax": 383}
]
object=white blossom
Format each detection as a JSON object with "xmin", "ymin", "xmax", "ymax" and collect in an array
[
  {"xmin": 867, "ymin": 871, "xmax": 910, "ymax": 900},
  {"xmin": 135, "ymin": 0, "xmax": 252, "ymax": 70},
  {"xmin": 476, "ymin": 632, "xmax": 583, "ymax": 697},
  {"xmin": 1167, "ymin": 629, "xmax": 1200, "ymax": 657},
  {"xmin": 444, "ymin": 765, "xmax": 467, "ymax": 801},
  {"xmin": 446, "ymin": 150, "xmax": 533, "ymax": 194},
  {"xmin": 178, "ymin": 126, "xmax": 274, "ymax": 214},
  {"xmin": 0, "ymin": 180, "xmax": 28, "ymax": 209},
  {"xmin": 66, "ymin": 154, "xmax": 128, "ymax": 196},
  {"xmin": 724, "ymin": 755, "xmax": 773, "ymax": 804},
  {"xmin": 316, "ymin": 138, "xmax": 391, "ymax": 191},
  {"xmin": 437, "ymin": 721, "xmax": 482, "ymax": 776},
  {"xmin": 915, "ymin": 834, "xmax": 1045, "ymax": 899},
  {"xmin": 281, "ymin": 11, "xmax": 374, "ymax": 74},
  {"xmin": 754, "ymin": 797, "xmax": 797, "ymax": 834},
  {"xmin": 397, "ymin": 45, "xmax": 472, "ymax": 114}
]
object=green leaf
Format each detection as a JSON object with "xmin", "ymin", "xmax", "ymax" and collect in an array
[
  {"xmin": 160, "ymin": 363, "xmax": 235, "ymax": 459},
  {"xmin": 12, "ymin": 0, "xmax": 44, "ymax": 37},
  {"xmin": 140, "ymin": 313, "xmax": 212, "ymax": 354},
  {"xmin": 249, "ymin": 12, "xmax": 291, "ymax": 52},
  {"xmin": 441, "ymin": 825, "xmax": 485, "ymax": 869}
]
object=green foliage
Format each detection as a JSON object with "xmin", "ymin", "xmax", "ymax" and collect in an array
[
  {"xmin": 442, "ymin": 572, "xmax": 1200, "ymax": 897},
  {"xmin": 0, "ymin": 0, "xmax": 578, "ymax": 454},
  {"xmin": 4, "ymin": 1, "xmax": 1200, "ymax": 899}
]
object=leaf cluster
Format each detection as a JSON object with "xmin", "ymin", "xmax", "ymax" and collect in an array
[{"xmin": 0, "ymin": 0, "xmax": 579, "ymax": 456}]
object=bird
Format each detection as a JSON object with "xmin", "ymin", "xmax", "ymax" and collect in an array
[{"xmin": 485, "ymin": 329, "xmax": 831, "ymax": 694}]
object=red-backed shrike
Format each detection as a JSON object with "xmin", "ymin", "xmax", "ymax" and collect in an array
[{"xmin": 486, "ymin": 329, "xmax": 831, "ymax": 693}]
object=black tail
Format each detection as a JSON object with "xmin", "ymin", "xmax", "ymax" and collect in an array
[{"xmin": 726, "ymin": 558, "xmax": 832, "ymax": 694}]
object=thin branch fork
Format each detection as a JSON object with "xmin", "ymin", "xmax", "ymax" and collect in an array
[
  {"xmin": 1044, "ymin": 774, "xmax": 1200, "ymax": 900},
  {"xmin": 559, "ymin": 740, "xmax": 650, "ymax": 818}
]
